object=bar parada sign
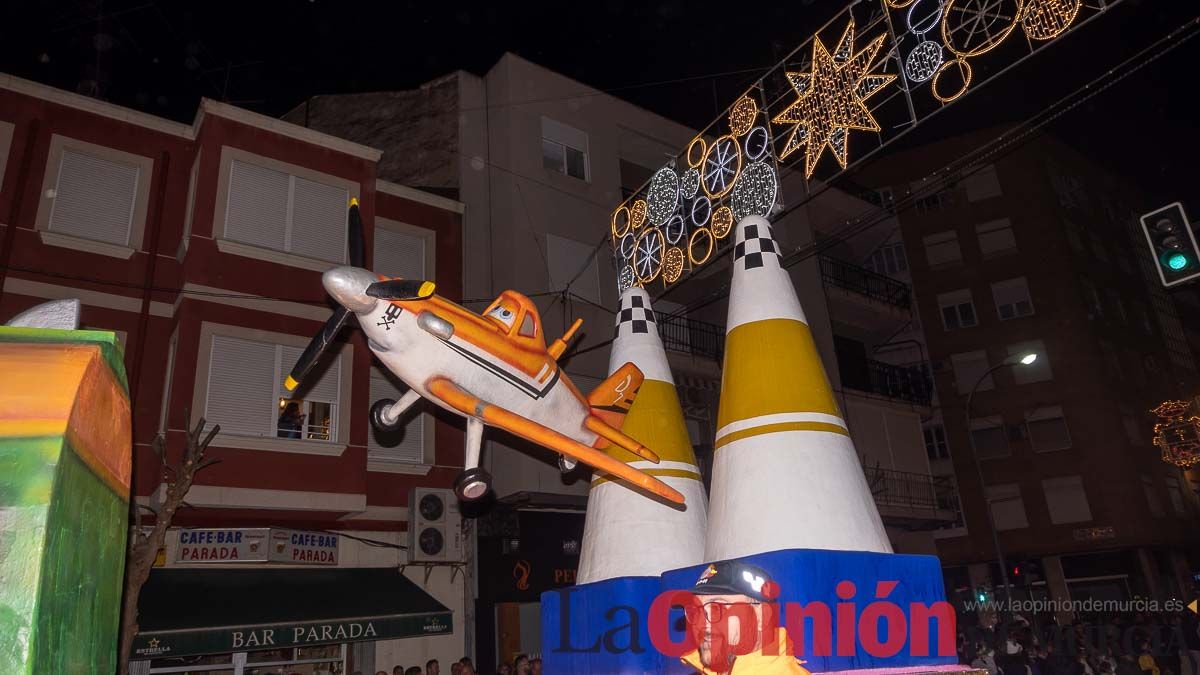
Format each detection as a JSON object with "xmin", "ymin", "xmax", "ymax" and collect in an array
[
  {"xmin": 132, "ymin": 612, "xmax": 453, "ymax": 659},
  {"xmin": 175, "ymin": 527, "xmax": 339, "ymax": 565}
]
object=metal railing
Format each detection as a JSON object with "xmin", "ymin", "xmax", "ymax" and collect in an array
[
  {"xmin": 861, "ymin": 358, "xmax": 932, "ymax": 405},
  {"xmin": 865, "ymin": 467, "xmax": 962, "ymax": 514},
  {"xmin": 657, "ymin": 313, "xmax": 725, "ymax": 362},
  {"xmin": 819, "ymin": 254, "xmax": 911, "ymax": 309}
]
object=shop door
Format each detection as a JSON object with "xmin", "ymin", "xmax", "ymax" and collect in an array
[{"xmin": 495, "ymin": 602, "xmax": 542, "ymax": 664}]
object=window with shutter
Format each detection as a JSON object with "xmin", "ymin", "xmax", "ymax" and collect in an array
[
  {"xmin": 49, "ymin": 148, "xmax": 139, "ymax": 246},
  {"xmin": 206, "ymin": 335, "xmax": 277, "ymax": 437},
  {"xmin": 374, "ymin": 226, "xmax": 427, "ymax": 279},
  {"xmin": 963, "ymin": 164, "xmax": 1003, "ymax": 201},
  {"xmin": 975, "ymin": 219, "xmax": 1017, "ymax": 256},
  {"xmin": 937, "ymin": 289, "xmax": 977, "ymax": 330},
  {"xmin": 547, "ymin": 233, "xmax": 601, "ymax": 303},
  {"xmin": 367, "ymin": 375, "xmax": 426, "ymax": 466},
  {"xmin": 922, "ymin": 230, "xmax": 962, "ymax": 266},
  {"xmin": 1026, "ymin": 405, "xmax": 1071, "ymax": 452},
  {"xmin": 542, "ymin": 117, "xmax": 590, "ymax": 181},
  {"xmin": 991, "ymin": 277, "xmax": 1034, "ymax": 320},
  {"xmin": 1041, "ymin": 476, "xmax": 1091, "ymax": 524},
  {"xmin": 204, "ymin": 334, "xmax": 342, "ymax": 443},
  {"xmin": 951, "ymin": 350, "xmax": 993, "ymax": 394},
  {"xmin": 222, "ymin": 153, "xmax": 349, "ymax": 264},
  {"xmin": 985, "ymin": 483, "xmax": 1029, "ymax": 530},
  {"xmin": 970, "ymin": 417, "xmax": 1010, "ymax": 459}
]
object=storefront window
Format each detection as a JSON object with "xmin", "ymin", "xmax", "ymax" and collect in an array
[{"xmin": 146, "ymin": 645, "xmax": 344, "ymax": 674}]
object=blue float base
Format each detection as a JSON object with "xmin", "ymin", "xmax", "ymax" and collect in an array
[{"xmin": 541, "ymin": 548, "xmax": 958, "ymax": 675}]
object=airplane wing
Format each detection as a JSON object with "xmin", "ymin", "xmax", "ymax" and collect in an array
[{"xmin": 426, "ymin": 377, "xmax": 685, "ymax": 505}]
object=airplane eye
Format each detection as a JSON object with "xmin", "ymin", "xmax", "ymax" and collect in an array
[{"xmin": 501, "ymin": 309, "xmax": 512, "ymax": 317}]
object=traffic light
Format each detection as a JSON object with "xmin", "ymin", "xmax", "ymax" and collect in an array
[{"xmin": 1140, "ymin": 202, "xmax": 1200, "ymax": 287}]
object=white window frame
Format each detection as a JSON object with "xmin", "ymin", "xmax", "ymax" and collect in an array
[
  {"xmin": 33, "ymin": 133, "xmax": 154, "ymax": 259},
  {"xmin": 866, "ymin": 242, "xmax": 908, "ymax": 276},
  {"xmin": 923, "ymin": 230, "xmax": 962, "ymax": 267},
  {"xmin": 992, "ymin": 277, "xmax": 1035, "ymax": 321},
  {"xmin": 541, "ymin": 116, "xmax": 590, "ymax": 182},
  {"xmin": 212, "ymin": 146, "xmax": 359, "ymax": 272},
  {"xmin": 0, "ymin": 121, "xmax": 14, "ymax": 209},
  {"xmin": 1041, "ymin": 475, "xmax": 1092, "ymax": 524},
  {"xmin": 190, "ymin": 321, "xmax": 353, "ymax": 456},
  {"xmin": 374, "ymin": 217, "xmax": 436, "ymax": 280},
  {"xmin": 177, "ymin": 149, "xmax": 201, "ymax": 261},
  {"xmin": 985, "ymin": 483, "xmax": 1029, "ymax": 531},
  {"xmin": 366, "ymin": 367, "xmax": 435, "ymax": 474},
  {"xmin": 951, "ymin": 350, "xmax": 993, "ymax": 394},
  {"xmin": 158, "ymin": 328, "xmax": 179, "ymax": 434},
  {"xmin": 937, "ymin": 288, "xmax": 978, "ymax": 330},
  {"xmin": 1025, "ymin": 405, "xmax": 1071, "ymax": 452},
  {"xmin": 924, "ymin": 424, "xmax": 949, "ymax": 460}
]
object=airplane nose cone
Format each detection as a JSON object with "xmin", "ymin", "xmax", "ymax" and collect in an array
[{"xmin": 322, "ymin": 266, "xmax": 379, "ymax": 314}]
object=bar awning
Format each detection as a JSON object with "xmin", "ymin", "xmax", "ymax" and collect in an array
[{"xmin": 132, "ymin": 568, "xmax": 452, "ymax": 660}]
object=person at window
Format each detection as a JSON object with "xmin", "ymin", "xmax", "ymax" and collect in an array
[{"xmin": 278, "ymin": 402, "xmax": 305, "ymax": 439}]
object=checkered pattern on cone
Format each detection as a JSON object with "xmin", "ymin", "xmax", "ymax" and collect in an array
[
  {"xmin": 613, "ymin": 292, "xmax": 658, "ymax": 339},
  {"xmin": 733, "ymin": 221, "xmax": 781, "ymax": 270}
]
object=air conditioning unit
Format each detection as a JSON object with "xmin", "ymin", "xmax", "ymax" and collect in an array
[{"xmin": 407, "ymin": 488, "xmax": 464, "ymax": 563}]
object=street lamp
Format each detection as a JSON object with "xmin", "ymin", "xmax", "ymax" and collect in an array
[{"xmin": 964, "ymin": 352, "xmax": 1038, "ymax": 619}]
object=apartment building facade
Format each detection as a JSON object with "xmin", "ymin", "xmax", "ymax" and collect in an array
[
  {"xmin": 863, "ymin": 131, "xmax": 1200, "ymax": 620},
  {"xmin": 0, "ymin": 73, "xmax": 467, "ymax": 673}
]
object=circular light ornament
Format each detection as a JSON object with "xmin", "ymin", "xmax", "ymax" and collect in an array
[
  {"xmin": 680, "ymin": 168, "xmax": 701, "ymax": 200},
  {"xmin": 663, "ymin": 247, "xmax": 685, "ymax": 284},
  {"xmin": 688, "ymin": 227, "xmax": 714, "ymax": 266},
  {"xmin": 731, "ymin": 161, "xmax": 778, "ymax": 220},
  {"xmin": 665, "ymin": 214, "xmax": 687, "ymax": 245},
  {"xmin": 645, "ymin": 167, "xmax": 680, "ymax": 227},
  {"xmin": 743, "ymin": 126, "xmax": 771, "ymax": 161},
  {"xmin": 618, "ymin": 232, "xmax": 636, "ymax": 261},
  {"xmin": 711, "ymin": 205, "xmax": 735, "ymax": 239},
  {"xmin": 634, "ymin": 228, "xmax": 665, "ymax": 283},
  {"xmin": 690, "ymin": 195, "xmax": 712, "ymax": 227},
  {"xmin": 611, "ymin": 205, "xmax": 631, "ymax": 239},
  {"xmin": 630, "ymin": 199, "xmax": 648, "ymax": 230},
  {"xmin": 686, "ymin": 137, "xmax": 707, "ymax": 168},
  {"xmin": 618, "ymin": 264, "xmax": 635, "ymax": 292},
  {"xmin": 701, "ymin": 135, "xmax": 743, "ymax": 199},
  {"xmin": 728, "ymin": 95, "xmax": 759, "ymax": 137}
]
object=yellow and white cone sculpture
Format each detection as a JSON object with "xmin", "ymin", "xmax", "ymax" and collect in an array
[
  {"xmin": 706, "ymin": 216, "xmax": 891, "ymax": 560},
  {"xmin": 577, "ymin": 287, "xmax": 708, "ymax": 583}
]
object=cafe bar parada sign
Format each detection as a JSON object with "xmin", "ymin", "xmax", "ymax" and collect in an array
[{"xmin": 176, "ymin": 527, "xmax": 339, "ymax": 565}]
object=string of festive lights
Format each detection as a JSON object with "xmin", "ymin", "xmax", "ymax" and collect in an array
[
  {"xmin": 711, "ymin": 205, "xmax": 734, "ymax": 239},
  {"xmin": 630, "ymin": 199, "xmax": 648, "ymax": 230},
  {"xmin": 646, "ymin": 168, "xmax": 680, "ymax": 226},
  {"xmin": 611, "ymin": 205, "xmax": 631, "ymax": 240},
  {"xmin": 691, "ymin": 195, "xmax": 712, "ymax": 227},
  {"xmin": 634, "ymin": 228, "xmax": 665, "ymax": 283},
  {"xmin": 666, "ymin": 214, "xmax": 687, "ymax": 245},
  {"xmin": 743, "ymin": 126, "xmax": 771, "ymax": 161},
  {"xmin": 680, "ymin": 167, "xmax": 701, "ymax": 199},
  {"xmin": 1023, "ymin": 0, "xmax": 1082, "ymax": 40},
  {"xmin": 702, "ymin": 135, "xmax": 743, "ymax": 198},
  {"xmin": 686, "ymin": 137, "xmax": 707, "ymax": 168}
]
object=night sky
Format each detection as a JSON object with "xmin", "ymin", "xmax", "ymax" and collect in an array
[{"xmin": 2, "ymin": 0, "xmax": 1196, "ymax": 210}]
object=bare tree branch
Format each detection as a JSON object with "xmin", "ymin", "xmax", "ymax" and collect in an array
[{"xmin": 118, "ymin": 416, "xmax": 220, "ymax": 675}]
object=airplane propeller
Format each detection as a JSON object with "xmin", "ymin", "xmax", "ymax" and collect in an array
[{"xmin": 284, "ymin": 198, "xmax": 435, "ymax": 392}]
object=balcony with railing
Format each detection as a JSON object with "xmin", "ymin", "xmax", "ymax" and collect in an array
[
  {"xmin": 864, "ymin": 467, "xmax": 962, "ymax": 529},
  {"xmin": 819, "ymin": 254, "xmax": 911, "ymax": 311},
  {"xmin": 657, "ymin": 313, "xmax": 725, "ymax": 362},
  {"xmin": 839, "ymin": 354, "xmax": 932, "ymax": 407}
]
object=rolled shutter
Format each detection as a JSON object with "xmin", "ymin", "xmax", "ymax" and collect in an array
[
  {"xmin": 278, "ymin": 345, "xmax": 341, "ymax": 404},
  {"xmin": 374, "ymin": 228, "xmax": 425, "ymax": 279},
  {"xmin": 49, "ymin": 148, "xmax": 139, "ymax": 246},
  {"xmin": 205, "ymin": 336, "xmax": 277, "ymax": 437},
  {"xmin": 225, "ymin": 159, "xmax": 288, "ymax": 251},
  {"xmin": 289, "ymin": 175, "xmax": 347, "ymax": 263},
  {"xmin": 367, "ymin": 375, "xmax": 424, "ymax": 464}
]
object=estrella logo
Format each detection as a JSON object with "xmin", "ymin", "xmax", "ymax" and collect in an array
[{"xmin": 514, "ymin": 559, "xmax": 532, "ymax": 591}]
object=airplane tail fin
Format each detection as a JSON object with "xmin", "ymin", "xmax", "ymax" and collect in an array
[{"xmin": 586, "ymin": 363, "xmax": 644, "ymax": 443}]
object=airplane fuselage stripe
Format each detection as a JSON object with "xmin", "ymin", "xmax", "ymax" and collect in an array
[{"xmin": 440, "ymin": 339, "xmax": 559, "ymax": 399}]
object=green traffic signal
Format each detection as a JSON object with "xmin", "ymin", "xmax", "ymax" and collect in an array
[{"xmin": 1166, "ymin": 252, "xmax": 1190, "ymax": 271}]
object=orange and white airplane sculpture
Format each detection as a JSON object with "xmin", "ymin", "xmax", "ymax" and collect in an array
[{"xmin": 285, "ymin": 200, "xmax": 683, "ymax": 505}]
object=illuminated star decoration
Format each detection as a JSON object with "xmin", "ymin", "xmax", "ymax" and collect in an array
[{"xmin": 772, "ymin": 21, "xmax": 896, "ymax": 178}]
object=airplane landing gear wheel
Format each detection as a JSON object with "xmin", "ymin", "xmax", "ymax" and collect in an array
[
  {"xmin": 370, "ymin": 398, "xmax": 402, "ymax": 432},
  {"xmin": 454, "ymin": 467, "xmax": 492, "ymax": 501},
  {"xmin": 558, "ymin": 455, "xmax": 578, "ymax": 473}
]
